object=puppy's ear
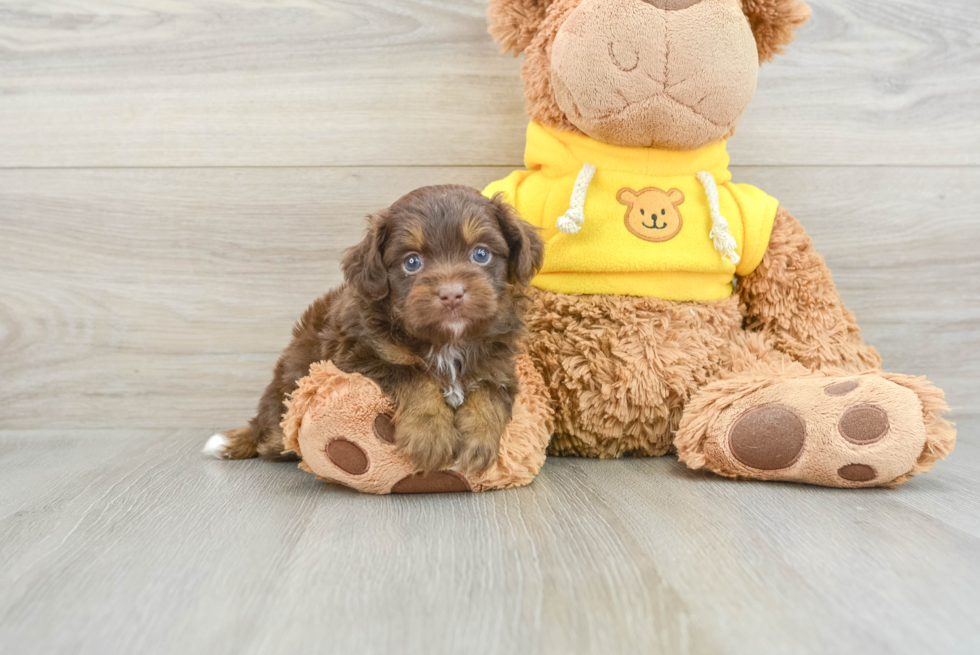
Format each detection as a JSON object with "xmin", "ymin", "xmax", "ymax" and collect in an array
[
  {"xmin": 741, "ymin": 0, "xmax": 811, "ymax": 64},
  {"xmin": 490, "ymin": 193, "xmax": 544, "ymax": 286},
  {"xmin": 488, "ymin": 0, "xmax": 554, "ymax": 56},
  {"xmin": 342, "ymin": 210, "xmax": 391, "ymax": 299}
]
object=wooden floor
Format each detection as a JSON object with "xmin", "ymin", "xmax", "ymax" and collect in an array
[
  {"xmin": 1, "ymin": 1, "xmax": 978, "ymax": 653},
  {"xmin": 0, "ymin": 426, "xmax": 978, "ymax": 655}
]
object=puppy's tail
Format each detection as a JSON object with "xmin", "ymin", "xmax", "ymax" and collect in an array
[{"xmin": 202, "ymin": 425, "xmax": 259, "ymax": 460}]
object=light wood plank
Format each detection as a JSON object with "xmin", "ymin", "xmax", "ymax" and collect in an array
[
  {"xmin": 1, "ymin": 165, "xmax": 976, "ymax": 429},
  {"xmin": 0, "ymin": 0, "xmax": 978, "ymax": 167},
  {"xmin": 0, "ymin": 427, "xmax": 976, "ymax": 655}
]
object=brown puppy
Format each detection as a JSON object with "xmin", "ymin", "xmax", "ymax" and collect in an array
[{"xmin": 204, "ymin": 185, "xmax": 544, "ymax": 474}]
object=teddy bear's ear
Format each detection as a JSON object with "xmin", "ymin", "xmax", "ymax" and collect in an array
[
  {"xmin": 741, "ymin": 0, "xmax": 812, "ymax": 64},
  {"xmin": 668, "ymin": 189, "xmax": 685, "ymax": 206},
  {"xmin": 487, "ymin": 0, "xmax": 554, "ymax": 56}
]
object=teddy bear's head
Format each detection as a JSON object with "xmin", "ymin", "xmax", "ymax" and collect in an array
[{"xmin": 488, "ymin": 0, "xmax": 810, "ymax": 150}]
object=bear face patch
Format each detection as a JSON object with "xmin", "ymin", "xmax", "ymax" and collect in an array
[{"xmin": 617, "ymin": 186, "xmax": 685, "ymax": 243}]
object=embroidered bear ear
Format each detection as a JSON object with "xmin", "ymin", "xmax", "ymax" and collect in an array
[
  {"xmin": 487, "ymin": 0, "xmax": 555, "ymax": 56},
  {"xmin": 741, "ymin": 0, "xmax": 812, "ymax": 64},
  {"xmin": 667, "ymin": 189, "xmax": 685, "ymax": 206},
  {"xmin": 616, "ymin": 188, "xmax": 639, "ymax": 205}
]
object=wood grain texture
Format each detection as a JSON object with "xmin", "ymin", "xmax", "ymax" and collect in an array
[
  {"xmin": 0, "ymin": 0, "xmax": 978, "ymax": 167},
  {"xmin": 0, "ymin": 427, "xmax": 977, "ymax": 655},
  {"xmin": 0, "ymin": 166, "xmax": 977, "ymax": 429}
]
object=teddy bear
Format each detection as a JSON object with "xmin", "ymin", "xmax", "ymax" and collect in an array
[
  {"xmin": 282, "ymin": 0, "xmax": 954, "ymax": 492},
  {"xmin": 281, "ymin": 356, "xmax": 553, "ymax": 494},
  {"xmin": 480, "ymin": 0, "xmax": 955, "ymax": 487}
]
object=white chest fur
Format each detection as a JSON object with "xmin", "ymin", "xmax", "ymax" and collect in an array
[{"xmin": 426, "ymin": 344, "xmax": 467, "ymax": 409}]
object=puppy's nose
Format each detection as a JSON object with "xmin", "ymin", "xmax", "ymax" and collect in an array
[
  {"xmin": 641, "ymin": 0, "xmax": 701, "ymax": 9},
  {"xmin": 439, "ymin": 284, "xmax": 465, "ymax": 309}
]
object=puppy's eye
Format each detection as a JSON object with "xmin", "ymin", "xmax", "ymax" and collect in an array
[
  {"xmin": 403, "ymin": 253, "xmax": 423, "ymax": 274},
  {"xmin": 471, "ymin": 247, "xmax": 491, "ymax": 266}
]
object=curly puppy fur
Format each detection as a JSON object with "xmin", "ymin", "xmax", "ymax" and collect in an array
[{"xmin": 211, "ymin": 185, "xmax": 544, "ymax": 475}]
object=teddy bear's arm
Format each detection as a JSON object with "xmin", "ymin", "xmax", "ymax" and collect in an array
[{"xmin": 738, "ymin": 206, "xmax": 882, "ymax": 373}]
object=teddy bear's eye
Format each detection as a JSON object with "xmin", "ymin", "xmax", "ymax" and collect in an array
[
  {"xmin": 640, "ymin": 209, "xmax": 645, "ymax": 216},
  {"xmin": 661, "ymin": 209, "xmax": 666, "ymax": 215}
]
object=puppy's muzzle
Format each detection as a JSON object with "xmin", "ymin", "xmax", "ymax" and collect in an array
[{"xmin": 439, "ymin": 283, "xmax": 465, "ymax": 310}]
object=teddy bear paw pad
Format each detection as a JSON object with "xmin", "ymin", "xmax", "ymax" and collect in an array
[
  {"xmin": 391, "ymin": 471, "xmax": 471, "ymax": 494},
  {"xmin": 373, "ymin": 414, "xmax": 395, "ymax": 444},
  {"xmin": 838, "ymin": 405, "xmax": 889, "ymax": 445},
  {"xmin": 728, "ymin": 405, "xmax": 806, "ymax": 470},
  {"xmin": 837, "ymin": 463, "xmax": 877, "ymax": 482},
  {"xmin": 706, "ymin": 375, "xmax": 928, "ymax": 487},
  {"xmin": 325, "ymin": 439, "xmax": 370, "ymax": 476},
  {"xmin": 297, "ymin": 401, "xmax": 415, "ymax": 494}
]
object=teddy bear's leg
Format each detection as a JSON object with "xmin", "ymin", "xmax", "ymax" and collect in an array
[
  {"xmin": 678, "ymin": 205, "xmax": 956, "ymax": 486},
  {"xmin": 280, "ymin": 358, "xmax": 552, "ymax": 494},
  {"xmin": 281, "ymin": 362, "xmax": 468, "ymax": 495},
  {"xmin": 674, "ymin": 351, "xmax": 956, "ymax": 487},
  {"xmin": 738, "ymin": 206, "xmax": 883, "ymax": 373}
]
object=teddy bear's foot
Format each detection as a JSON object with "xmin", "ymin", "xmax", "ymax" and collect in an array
[
  {"xmin": 676, "ymin": 372, "xmax": 955, "ymax": 488},
  {"xmin": 280, "ymin": 357, "xmax": 553, "ymax": 494}
]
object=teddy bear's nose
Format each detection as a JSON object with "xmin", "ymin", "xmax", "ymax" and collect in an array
[{"xmin": 641, "ymin": 0, "xmax": 702, "ymax": 9}]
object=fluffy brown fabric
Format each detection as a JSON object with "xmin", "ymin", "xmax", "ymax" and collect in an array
[
  {"xmin": 280, "ymin": 355, "xmax": 554, "ymax": 494},
  {"xmin": 739, "ymin": 207, "xmax": 883, "ymax": 372},
  {"xmin": 518, "ymin": 0, "xmax": 583, "ymax": 136},
  {"xmin": 522, "ymin": 206, "xmax": 955, "ymax": 485},
  {"xmin": 487, "ymin": 0, "xmax": 554, "ymax": 55},
  {"xmin": 488, "ymin": 0, "xmax": 810, "ymax": 147},
  {"xmin": 524, "ymin": 288, "xmax": 748, "ymax": 458},
  {"xmin": 674, "ymin": 366, "xmax": 955, "ymax": 488},
  {"xmin": 549, "ymin": 0, "xmax": 759, "ymax": 149},
  {"xmin": 485, "ymin": 0, "xmax": 953, "ymax": 487},
  {"xmin": 741, "ymin": 0, "xmax": 812, "ymax": 64},
  {"xmin": 214, "ymin": 185, "xmax": 544, "ymax": 474}
]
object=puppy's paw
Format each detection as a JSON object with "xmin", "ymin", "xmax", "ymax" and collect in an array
[
  {"xmin": 395, "ymin": 411, "xmax": 458, "ymax": 474},
  {"xmin": 454, "ymin": 387, "xmax": 508, "ymax": 476},
  {"xmin": 457, "ymin": 439, "xmax": 499, "ymax": 476}
]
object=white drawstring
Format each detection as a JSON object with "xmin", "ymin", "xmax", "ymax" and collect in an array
[
  {"xmin": 696, "ymin": 170, "xmax": 740, "ymax": 265},
  {"xmin": 556, "ymin": 163, "xmax": 596, "ymax": 234},
  {"xmin": 557, "ymin": 165, "xmax": 740, "ymax": 267}
]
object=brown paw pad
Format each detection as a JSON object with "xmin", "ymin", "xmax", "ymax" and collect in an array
[
  {"xmin": 373, "ymin": 414, "xmax": 395, "ymax": 444},
  {"xmin": 825, "ymin": 379, "xmax": 860, "ymax": 397},
  {"xmin": 391, "ymin": 471, "xmax": 471, "ymax": 494},
  {"xmin": 838, "ymin": 405, "xmax": 889, "ymax": 445},
  {"xmin": 729, "ymin": 404, "xmax": 806, "ymax": 470},
  {"xmin": 326, "ymin": 439, "xmax": 369, "ymax": 476},
  {"xmin": 838, "ymin": 464, "xmax": 877, "ymax": 482}
]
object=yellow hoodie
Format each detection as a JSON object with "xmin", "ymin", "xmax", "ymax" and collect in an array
[{"xmin": 484, "ymin": 122, "xmax": 779, "ymax": 301}]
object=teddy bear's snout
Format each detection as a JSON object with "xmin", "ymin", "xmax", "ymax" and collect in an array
[
  {"xmin": 640, "ymin": 0, "xmax": 702, "ymax": 10},
  {"xmin": 550, "ymin": 0, "xmax": 759, "ymax": 149}
]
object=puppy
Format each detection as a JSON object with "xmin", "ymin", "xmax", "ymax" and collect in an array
[{"xmin": 204, "ymin": 185, "xmax": 544, "ymax": 474}]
